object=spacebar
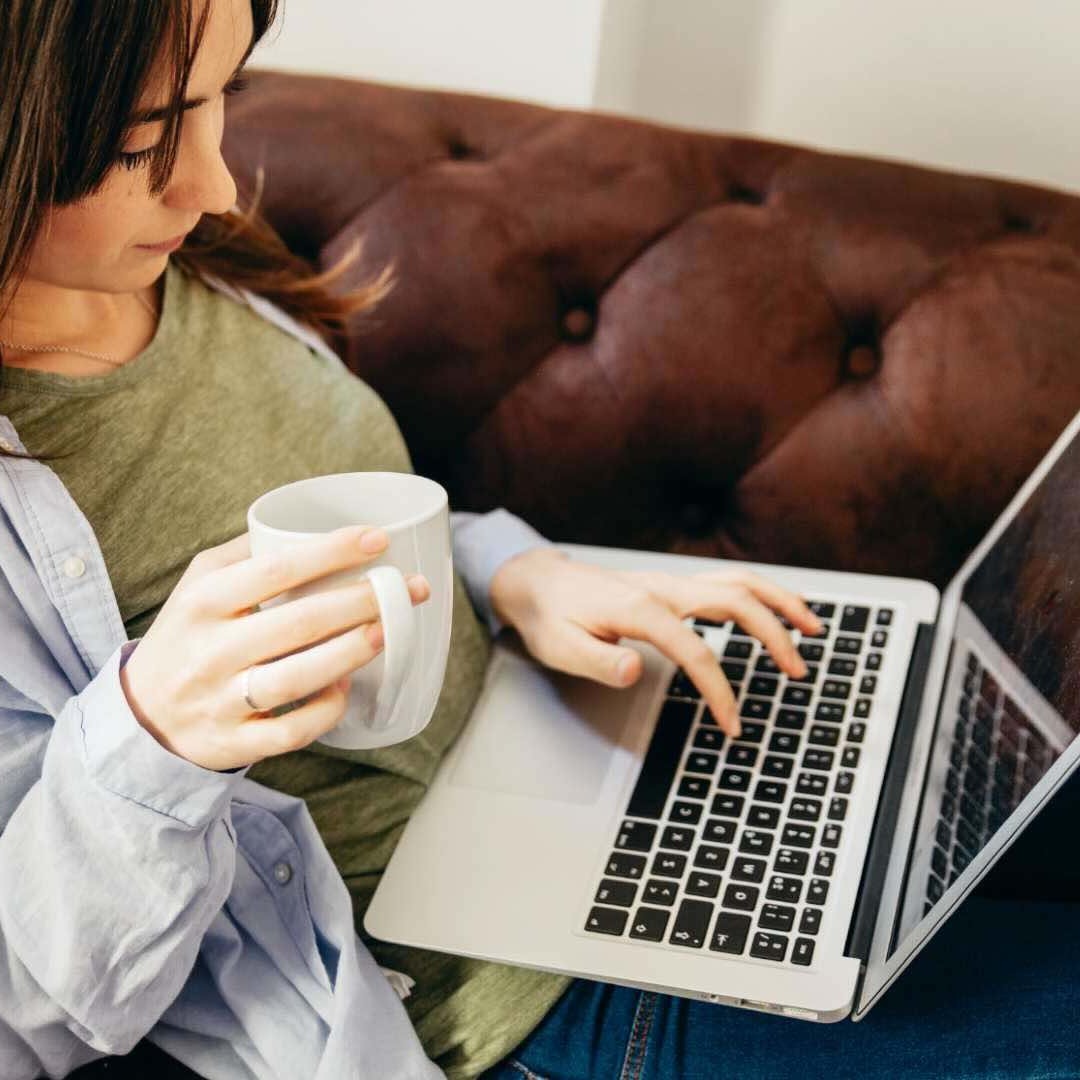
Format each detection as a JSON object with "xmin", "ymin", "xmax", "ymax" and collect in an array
[{"xmin": 625, "ymin": 699, "xmax": 696, "ymax": 819}]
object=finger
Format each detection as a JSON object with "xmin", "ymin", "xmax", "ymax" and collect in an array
[
  {"xmin": 231, "ymin": 678, "xmax": 353, "ymax": 761},
  {"xmin": 201, "ymin": 525, "xmax": 389, "ymax": 616},
  {"xmin": 533, "ymin": 621, "xmax": 646, "ymax": 689},
  {"xmin": 238, "ymin": 620, "xmax": 386, "ymax": 715},
  {"xmin": 719, "ymin": 571, "xmax": 821, "ymax": 636},
  {"xmin": 179, "ymin": 532, "xmax": 252, "ymax": 584},
  {"xmin": 231, "ymin": 572, "xmax": 429, "ymax": 667},
  {"xmin": 614, "ymin": 600, "xmax": 741, "ymax": 736},
  {"xmin": 720, "ymin": 592, "xmax": 805, "ymax": 677}
]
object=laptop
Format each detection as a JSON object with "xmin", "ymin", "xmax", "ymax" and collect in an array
[{"xmin": 365, "ymin": 409, "xmax": 1080, "ymax": 1022}]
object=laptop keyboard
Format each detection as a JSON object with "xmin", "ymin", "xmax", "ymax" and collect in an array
[
  {"xmin": 923, "ymin": 649, "xmax": 1057, "ymax": 913},
  {"xmin": 584, "ymin": 600, "xmax": 895, "ymax": 969}
]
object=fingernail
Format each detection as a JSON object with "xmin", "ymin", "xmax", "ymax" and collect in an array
[
  {"xmin": 615, "ymin": 654, "xmax": 636, "ymax": 685},
  {"xmin": 366, "ymin": 623, "xmax": 384, "ymax": 650},
  {"xmin": 360, "ymin": 528, "xmax": 388, "ymax": 553}
]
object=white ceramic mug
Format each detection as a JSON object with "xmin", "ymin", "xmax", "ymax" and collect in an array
[{"xmin": 247, "ymin": 472, "xmax": 453, "ymax": 750}]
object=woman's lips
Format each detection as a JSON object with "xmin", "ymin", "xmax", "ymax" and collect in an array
[{"xmin": 136, "ymin": 233, "xmax": 188, "ymax": 254}]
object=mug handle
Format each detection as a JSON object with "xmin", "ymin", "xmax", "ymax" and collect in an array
[{"xmin": 364, "ymin": 565, "xmax": 417, "ymax": 732}]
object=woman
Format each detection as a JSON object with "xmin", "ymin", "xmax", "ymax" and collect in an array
[{"xmin": 1, "ymin": 2, "xmax": 1077, "ymax": 1079}]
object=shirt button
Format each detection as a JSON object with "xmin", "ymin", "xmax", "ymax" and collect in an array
[
  {"xmin": 272, "ymin": 861, "xmax": 293, "ymax": 886},
  {"xmin": 62, "ymin": 556, "xmax": 86, "ymax": 579}
]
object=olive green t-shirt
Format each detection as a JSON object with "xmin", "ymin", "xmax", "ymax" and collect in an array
[{"xmin": 0, "ymin": 262, "xmax": 570, "ymax": 1078}]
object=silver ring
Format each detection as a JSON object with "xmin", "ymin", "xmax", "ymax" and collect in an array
[{"xmin": 242, "ymin": 666, "xmax": 266, "ymax": 713}]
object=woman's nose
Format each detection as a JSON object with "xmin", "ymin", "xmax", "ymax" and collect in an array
[{"xmin": 164, "ymin": 116, "xmax": 238, "ymax": 216}]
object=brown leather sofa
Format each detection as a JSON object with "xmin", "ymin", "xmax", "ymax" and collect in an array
[{"xmin": 73, "ymin": 69, "xmax": 1080, "ymax": 1080}]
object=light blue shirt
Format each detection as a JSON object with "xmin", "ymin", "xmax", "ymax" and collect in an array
[{"xmin": 0, "ymin": 293, "xmax": 548, "ymax": 1079}]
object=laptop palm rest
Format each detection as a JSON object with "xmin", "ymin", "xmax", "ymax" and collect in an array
[{"xmin": 448, "ymin": 641, "xmax": 646, "ymax": 805}]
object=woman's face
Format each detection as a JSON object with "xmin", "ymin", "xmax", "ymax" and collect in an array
[{"xmin": 22, "ymin": 0, "xmax": 254, "ymax": 297}]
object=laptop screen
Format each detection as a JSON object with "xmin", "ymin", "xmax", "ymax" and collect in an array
[{"xmin": 890, "ymin": 432, "xmax": 1080, "ymax": 951}]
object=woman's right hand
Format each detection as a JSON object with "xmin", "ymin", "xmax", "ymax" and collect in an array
[{"xmin": 119, "ymin": 526, "xmax": 430, "ymax": 771}]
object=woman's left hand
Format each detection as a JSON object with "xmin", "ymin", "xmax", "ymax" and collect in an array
[{"xmin": 489, "ymin": 548, "xmax": 823, "ymax": 737}]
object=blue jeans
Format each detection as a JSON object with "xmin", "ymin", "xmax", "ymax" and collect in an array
[{"xmin": 481, "ymin": 896, "xmax": 1080, "ymax": 1079}]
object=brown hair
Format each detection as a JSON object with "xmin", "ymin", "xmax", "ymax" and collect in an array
[{"xmin": 0, "ymin": 0, "xmax": 390, "ymax": 460}]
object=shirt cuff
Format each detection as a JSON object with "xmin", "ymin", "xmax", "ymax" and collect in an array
[
  {"xmin": 450, "ymin": 508, "xmax": 553, "ymax": 636},
  {"xmin": 74, "ymin": 641, "xmax": 244, "ymax": 828}
]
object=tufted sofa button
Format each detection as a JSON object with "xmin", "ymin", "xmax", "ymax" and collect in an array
[
  {"xmin": 845, "ymin": 345, "xmax": 880, "ymax": 379},
  {"xmin": 561, "ymin": 306, "xmax": 595, "ymax": 342}
]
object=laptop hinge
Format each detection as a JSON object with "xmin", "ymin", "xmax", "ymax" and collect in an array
[{"xmin": 844, "ymin": 621, "xmax": 936, "ymax": 963}]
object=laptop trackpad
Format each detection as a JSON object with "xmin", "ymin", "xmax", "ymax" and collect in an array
[{"xmin": 449, "ymin": 644, "xmax": 642, "ymax": 805}]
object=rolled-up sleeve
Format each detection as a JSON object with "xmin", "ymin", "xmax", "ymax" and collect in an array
[
  {"xmin": 0, "ymin": 642, "xmax": 246, "ymax": 1077},
  {"xmin": 450, "ymin": 508, "xmax": 553, "ymax": 636}
]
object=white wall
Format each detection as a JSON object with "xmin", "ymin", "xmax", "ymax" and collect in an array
[
  {"xmin": 254, "ymin": 0, "xmax": 1080, "ymax": 193},
  {"xmin": 254, "ymin": 0, "xmax": 610, "ymax": 108}
]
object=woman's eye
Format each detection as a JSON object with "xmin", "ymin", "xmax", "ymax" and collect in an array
[
  {"xmin": 117, "ymin": 146, "xmax": 158, "ymax": 171},
  {"xmin": 224, "ymin": 72, "xmax": 249, "ymax": 96}
]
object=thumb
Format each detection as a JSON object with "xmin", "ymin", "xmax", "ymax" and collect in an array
[{"xmin": 538, "ymin": 622, "xmax": 644, "ymax": 689}]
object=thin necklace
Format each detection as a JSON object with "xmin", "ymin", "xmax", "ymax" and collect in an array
[{"xmin": 0, "ymin": 289, "xmax": 159, "ymax": 369}]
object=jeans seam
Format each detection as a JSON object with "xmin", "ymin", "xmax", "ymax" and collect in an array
[
  {"xmin": 506, "ymin": 1059, "xmax": 550, "ymax": 1080},
  {"xmin": 619, "ymin": 991, "xmax": 658, "ymax": 1080}
]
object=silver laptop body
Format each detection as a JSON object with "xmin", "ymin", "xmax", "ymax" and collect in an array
[{"xmin": 367, "ymin": 410, "xmax": 1080, "ymax": 1023}]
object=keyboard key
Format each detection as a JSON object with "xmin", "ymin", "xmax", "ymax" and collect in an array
[
  {"xmin": 732, "ymin": 858, "xmax": 767, "ymax": 883},
  {"xmin": 670, "ymin": 899, "xmax": 713, "ymax": 948},
  {"xmin": 790, "ymin": 665, "xmax": 819, "ymax": 685},
  {"xmin": 931, "ymin": 846, "xmax": 948, "ymax": 879},
  {"xmin": 807, "ymin": 879, "xmax": 830, "ymax": 905},
  {"xmin": 686, "ymin": 752, "xmax": 719, "ymax": 774},
  {"xmin": 711, "ymin": 794, "xmax": 745, "ymax": 818},
  {"xmin": 754, "ymin": 781, "xmax": 788, "ymax": 804},
  {"xmin": 766, "ymin": 875, "xmax": 803, "ymax": 903},
  {"xmin": 750, "ymin": 931, "xmax": 789, "ymax": 962},
  {"xmin": 740, "ymin": 698, "xmax": 772, "ymax": 721},
  {"xmin": 718, "ymin": 769, "xmax": 752, "ymax": 793},
  {"xmin": 802, "ymin": 749, "xmax": 835, "ymax": 771},
  {"xmin": 821, "ymin": 680, "xmax": 852, "ymax": 701},
  {"xmin": 722, "ymin": 660, "xmax": 748, "ymax": 682},
  {"xmin": 668, "ymin": 672, "xmax": 700, "ymax": 699},
  {"xmin": 642, "ymin": 879, "xmax": 678, "ymax": 906},
  {"xmin": 859, "ymin": 675, "xmax": 878, "ymax": 696},
  {"xmin": 669, "ymin": 801, "xmax": 703, "ymax": 825},
  {"xmin": 828, "ymin": 797, "xmax": 849, "ymax": 821},
  {"xmin": 626, "ymin": 700, "xmax": 696, "ymax": 818},
  {"xmin": 686, "ymin": 872, "xmax": 723, "ymax": 898},
  {"xmin": 595, "ymin": 879, "xmax": 638, "ymax": 907},
  {"xmin": 761, "ymin": 755, "xmax": 794, "ymax": 779},
  {"xmin": 795, "ymin": 773, "xmax": 828, "ymax": 797},
  {"xmin": 808, "ymin": 724, "xmax": 840, "ymax": 747},
  {"xmin": 782, "ymin": 686, "xmax": 813, "ymax": 707},
  {"xmin": 586, "ymin": 907, "xmax": 628, "ymax": 936},
  {"xmin": 847, "ymin": 722, "xmax": 867, "ymax": 743},
  {"xmin": 606, "ymin": 853, "xmax": 647, "ymax": 879},
  {"xmin": 694, "ymin": 845, "xmax": 730, "ymax": 872},
  {"xmin": 651, "ymin": 852, "xmax": 687, "ymax": 879},
  {"xmin": 835, "ymin": 771, "xmax": 855, "ymax": 795},
  {"xmin": 792, "ymin": 937, "xmax": 816, "ymax": 966},
  {"xmin": 816, "ymin": 703, "xmax": 846, "ymax": 724},
  {"xmin": 678, "ymin": 776, "xmax": 710, "ymax": 799},
  {"xmin": 749, "ymin": 675, "xmax": 779, "ymax": 697},
  {"xmin": 722, "ymin": 883, "xmax": 759, "ymax": 911},
  {"xmin": 703, "ymin": 818, "xmax": 737, "ymax": 844},
  {"xmin": 840, "ymin": 605, "xmax": 870, "ymax": 633},
  {"xmin": 727, "ymin": 745, "xmax": 759, "ymax": 769},
  {"xmin": 747, "ymin": 805, "xmax": 781, "ymax": 829},
  {"xmin": 841, "ymin": 747, "xmax": 861, "ymax": 769},
  {"xmin": 774, "ymin": 848, "xmax": 809, "ymax": 875},
  {"xmin": 736, "ymin": 722, "xmax": 766, "ymax": 744},
  {"xmin": 739, "ymin": 830, "xmax": 774, "ymax": 857},
  {"xmin": 693, "ymin": 728, "xmax": 726, "ymax": 751},
  {"xmin": 616, "ymin": 821, "xmax": 657, "ymax": 852},
  {"xmin": 724, "ymin": 640, "xmax": 753, "ymax": 659},
  {"xmin": 759, "ymin": 903, "xmax": 796, "ymax": 932},
  {"xmin": 790, "ymin": 799, "xmax": 822, "ymax": 822},
  {"xmin": 814, "ymin": 851, "xmax": 836, "ymax": 876},
  {"xmin": 629, "ymin": 906, "xmax": 670, "ymax": 941},
  {"xmin": 834, "ymin": 636, "xmax": 863, "ymax": 656},
  {"xmin": 799, "ymin": 907, "xmax": 822, "ymax": 935},
  {"xmin": 781, "ymin": 823, "xmax": 816, "ymax": 848},
  {"xmin": 828, "ymin": 658, "xmax": 858, "ymax": 677},
  {"xmin": 799, "ymin": 643, "xmax": 825, "ymax": 662},
  {"xmin": 876, "ymin": 609, "xmax": 894, "ymax": 627},
  {"xmin": 808, "ymin": 601, "xmax": 835, "ymax": 619},
  {"xmin": 769, "ymin": 731, "xmax": 801, "ymax": 754},
  {"xmin": 853, "ymin": 698, "xmax": 872, "ymax": 719},
  {"xmin": 821, "ymin": 823, "xmax": 843, "ymax": 848},
  {"xmin": 660, "ymin": 826, "xmax": 694, "ymax": 851},
  {"xmin": 926, "ymin": 875, "xmax": 945, "ymax": 904},
  {"xmin": 710, "ymin": 911, "xmax": 752, "ymax": 954},
  {"xmin": 775, "ymin": 708, "xmax": 808, "ymax": 731},
  {"xmin": 871, "ymin": 629, "xmax": 888, "ymax": 648},
  {"xmin": 865, "ymin": 652, "xmax": 883, "ymax": 671}
]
